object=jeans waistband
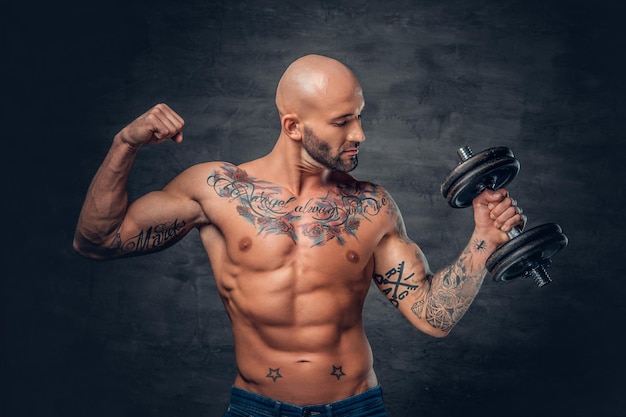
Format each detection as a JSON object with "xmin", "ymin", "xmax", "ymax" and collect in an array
[{"xmin": 227, "ymin": 385, "xmax": 386, "ymax": 417}]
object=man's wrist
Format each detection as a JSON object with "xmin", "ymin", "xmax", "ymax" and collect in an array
[
  {"xmin": 472, "ymin": 227, "xmax": 508, "ymax": 253},
  {"xmin": 113, "ymin": 132, "xmax": 141, "ymax": 153}
]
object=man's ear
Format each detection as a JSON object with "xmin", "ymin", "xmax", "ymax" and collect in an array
[{"xmin": 281, "ymin": 114, "xmax": 302, "ymax": 140}]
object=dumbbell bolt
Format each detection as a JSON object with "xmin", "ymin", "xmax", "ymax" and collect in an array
[{"xmin": 456, "ymin": 146, "xmax": 552, "ymax": 287}]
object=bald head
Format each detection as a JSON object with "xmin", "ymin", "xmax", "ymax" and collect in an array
[{"xmin": 275, "ymin": 54, "xmax": 362, "ymax": 117}]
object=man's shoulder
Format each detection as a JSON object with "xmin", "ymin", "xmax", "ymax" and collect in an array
[
  {"xmin": 177, "ymin": 161, "xmax": 240, "ymax": 180},
  {"xmin": 332, "ymin": 172, "xmax": 388, "ymax": 196},
  {"xmin": 167, "ymin": 161, "xmax": 240, "ymax": 197}
]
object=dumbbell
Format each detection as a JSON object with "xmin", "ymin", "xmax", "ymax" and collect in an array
[{"xmin": 441, "ymin": 146, "xmax": 568, "ymax": 287}]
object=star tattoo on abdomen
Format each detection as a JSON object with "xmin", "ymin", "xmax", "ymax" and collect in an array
[
  {"xmin": 266, "ymin": 368, "xmax": 283, "ymax": 382},
  {"xmin": 330, "ymin": 365, "xmax": 346, "ymax": 380}
]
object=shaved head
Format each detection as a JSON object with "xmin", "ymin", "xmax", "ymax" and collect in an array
[
  {"xmin": 275, "ymin": 54, "xmax": 362, "ymax": 118},
  {"xmin": 273, "ymin": 55, "xmax": 366, "ymax": 173}
]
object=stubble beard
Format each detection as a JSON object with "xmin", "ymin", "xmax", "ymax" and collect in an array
[{"xmin": 302, "ymin": 127, "xmax": 358, "ymax": 173}]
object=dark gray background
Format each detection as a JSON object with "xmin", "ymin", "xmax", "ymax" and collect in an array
[{"xmin": 3, "ymin": 0, "xmax": 625, "ymax": 416}]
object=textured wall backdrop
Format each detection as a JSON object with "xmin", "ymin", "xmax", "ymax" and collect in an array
[{"xmin": 4, "ymin": 0, "xmax": 625, "ymax": 416}]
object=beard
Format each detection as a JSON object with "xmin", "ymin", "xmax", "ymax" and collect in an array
[{"xmin": 302, "ymin": 126, "xmax": 359, "ymax": 173}]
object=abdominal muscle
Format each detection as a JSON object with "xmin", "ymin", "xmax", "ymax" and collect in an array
[
  {"xmin": 200, "ymin": 217, "xmax": 382, "ymax": 405},
  {"xmin": 215, "ymin": 257, "xmax": 378, "ymax": 405},
  {"xmin": 231, "ymin": 318, "xmax": 378, "ymax": 405}
]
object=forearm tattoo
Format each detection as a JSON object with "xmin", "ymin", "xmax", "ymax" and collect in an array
[
  {"xmin": 111, "ymin": 219, "xmax": 186, "ymax": 253},
  {"xmin": 472, "ymin": 238, "xmax": 488, "ymax": 253},
  {"xmin": 413, "ymin": 244, "xmax": 486, "ymax": 332},
  {"xmin": 207, "ymin": 164, "xmax": 386, "ymax": 246}
]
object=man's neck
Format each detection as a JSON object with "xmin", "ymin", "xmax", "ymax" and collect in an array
[{"xmin": 251, "ymin": 138, "xmax": 333, "ymax": 196}]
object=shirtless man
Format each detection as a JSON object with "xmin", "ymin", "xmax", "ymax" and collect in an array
[{"xmin": 74, "ymin": 54, "xmax": 524, "ymax": 416}]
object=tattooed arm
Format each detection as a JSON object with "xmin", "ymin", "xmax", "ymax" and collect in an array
[
  {"xmin": 373, "ymin": 187, "xmax": 524, "ymax": 337},
  {"xmin": 73, "ymin": 104, "xmax": 209, "ymax": 259}
]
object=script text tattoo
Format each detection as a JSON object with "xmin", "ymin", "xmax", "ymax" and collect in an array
[
  {"xmin": 207, "ymin": 165, "xmax": 386, "ymax": 246},
  {"xmin": 112, "ymin": 219, "xmax": 186, "ymax": 254}
]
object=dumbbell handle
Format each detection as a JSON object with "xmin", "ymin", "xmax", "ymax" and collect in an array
[
  {"xmin": 457, "ymin": 146, "xmax": 551, "ymax": 286},
  {"xmin": 506, "ymin": 226, "xmax": 522, "ymax": 240},
  {"xmin": 458, "ymin": 145, "xmax": 522, "ymax": 235}
]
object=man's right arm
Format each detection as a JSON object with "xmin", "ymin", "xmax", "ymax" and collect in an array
[{"xmin": 73, "ymin": 103, "xmax": 198, "ymax": 260}]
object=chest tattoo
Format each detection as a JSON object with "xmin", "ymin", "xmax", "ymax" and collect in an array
[{"xmin": 207, "ymin": 164, "xmax": 387, "ymax": 246}]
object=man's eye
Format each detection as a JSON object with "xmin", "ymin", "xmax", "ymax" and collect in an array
[{"xmin": 334, "ymin": 121, "xmax": 347, "ymax": 127}]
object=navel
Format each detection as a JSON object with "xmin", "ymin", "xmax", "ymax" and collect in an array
[
  {"xmin": 346, "ymin": 250, "xmax": 360, "ymax": 263},
  {"xmin": 238, "ymin": 236, "xmax": 253, "ymax": 252}
]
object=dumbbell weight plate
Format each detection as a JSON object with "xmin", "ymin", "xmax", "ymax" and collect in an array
[
  {"xmin": 441, "ymin": 147, "xmax": 520, "ymax": 208},
  {"xmin": 486, "ymin": 223, "xmax": 568, "ymax": 283}
]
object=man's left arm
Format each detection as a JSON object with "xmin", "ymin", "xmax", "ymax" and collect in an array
[{"xmin": 373, "ymin": 188, "xmax": 524, "ymax": 337}]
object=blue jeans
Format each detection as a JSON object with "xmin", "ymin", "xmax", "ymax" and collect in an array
[{"xmin": 223, "ymin": 385, "xmax": 388, "ymax": 417}]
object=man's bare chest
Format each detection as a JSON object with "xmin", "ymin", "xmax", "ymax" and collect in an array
[{"xmin": 205, "ymin": 164, "xmax": 389, "ymax": 248}]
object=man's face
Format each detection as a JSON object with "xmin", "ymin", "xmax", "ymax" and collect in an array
[
  {"xmin": 301, "ymin": 88, "xmax": 365, "ymax": 173},
  {"xmin": 302, "ymin": 125, "xmax": 360, "ymax": 173}
]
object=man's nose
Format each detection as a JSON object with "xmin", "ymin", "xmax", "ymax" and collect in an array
[{"xmin": 349, "ymin": 123, "xmax": 365, "ymax": 143}]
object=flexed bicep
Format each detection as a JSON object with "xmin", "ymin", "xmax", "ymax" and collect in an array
[
  {"xmin": 373, "ymin": 236, "xmax": 431, "ymax": 309},
  {"xmin": 371, "ymin": 203, "xmax": 444, "ymax": 334},
  {"xmin": 75, "ymin": 163, "xmax": 211, "ymax": 260},
  {"xmin": 374, "ymin": 231, "xmax": 466, "ymax": 338},
  {"xmin": 74, "ymin": 104, "xmax": 191, "ymax": 259}
]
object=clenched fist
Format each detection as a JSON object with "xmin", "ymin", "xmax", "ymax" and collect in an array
[
  {"xmin": 473, "ymin": 188, "xmax": 526, "ymax": 246},
  {"xmin": 116, "ymin": 103, "xmax": 185, "ymax": 148}
]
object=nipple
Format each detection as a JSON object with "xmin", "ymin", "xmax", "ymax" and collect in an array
[
  {"xmin": 238, "ymin": 237, "xmax": 253, "ymax": 252},
  {"xmin": 346, "ymin": 250, "xmax": 360, "ymax": 263}
]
